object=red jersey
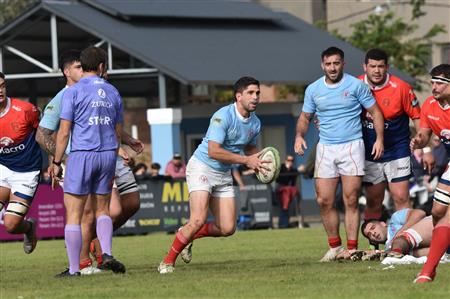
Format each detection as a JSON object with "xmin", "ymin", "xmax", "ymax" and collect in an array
[
  {"xmin": 0, "ymin": 98, "xmax": 42, "ymax": 172},
  {"xmin": 359, "ymin": 74, "xmax": 420, "ymax": 162},
  {"xmin": 420, "ymin": 96, "xmax": 450, "ymax": 156}
]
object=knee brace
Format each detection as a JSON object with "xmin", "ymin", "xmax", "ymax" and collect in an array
[
  {"xmin": 5, "ymin": 201, "xmax": 30, "ymax": 218},
  {"xmin": 434, "ymin": 187, "xmax": 450, "ymax": 206}
]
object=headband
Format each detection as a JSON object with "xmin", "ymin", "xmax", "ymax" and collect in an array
[{"xmin": 431, "ymin": 76, "xmax": 450, "ymax": 84}]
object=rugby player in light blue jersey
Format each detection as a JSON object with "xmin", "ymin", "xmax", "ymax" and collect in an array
[
  {"xmin": 294, "ymin": 47, "xmax": 385, "ymax": 262},
  {"xmin": 49, "ymin": 47, "xmax": 126, "ymax": 277},
  {"xmin": 158, "ymin": 76, "xmax": 269, "ymax": 274}
]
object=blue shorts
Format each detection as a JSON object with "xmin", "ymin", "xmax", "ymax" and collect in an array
[{"xmin": 64, "ymin": 151, "xmax": 116, "ymax": 195}]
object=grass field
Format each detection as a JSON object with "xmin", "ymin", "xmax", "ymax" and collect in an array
[{"xmin": 1, "ymin": 227, "xmax": 449, "ymax": 299}]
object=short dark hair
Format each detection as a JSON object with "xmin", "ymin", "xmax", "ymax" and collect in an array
[
  {"xmin": 151, "ymin": 162, "xmax": 161, "ymax": 170},
  {"xmin": 365, "ymin": 48, "xmax": 389, "ymax": 64},
  {"xmin": 80, "ymin": 46, "xmax": 107, "ymax": 72},
  {"xmin": 361, "ymin": 219, "xmax": 384, "ymax": 245},
  {"xmin": 321, "ymin": 47, "xmax": 344, "ymax": 61},
  {"xmin": 0, "ymin": 72, "xmax": 4, "ymax": 80},
  {"xmin": 430, "ymin": 64, "xmax": 450, "ymax": 79},
  {"xmin": 233, "ymin": 76, "xmax": 259, "ymax": 100},
  {"xmin": 59, "ymin": 49, "xmax": 81, "ymax": 74},
  {"xmin": 133, "ymin": 163, "xmax": 148, "ymax": 173}
]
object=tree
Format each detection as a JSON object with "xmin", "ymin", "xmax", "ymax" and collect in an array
[
  {"xmin": 331, "ymin": 6, "xmax": 446, "ymax": 90},
  {"xmin": 0, "ymin": 0, "xmax": 37, "ymax": 26}
]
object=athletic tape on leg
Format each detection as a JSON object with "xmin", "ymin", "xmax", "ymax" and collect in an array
[
  {"xmin": 434, "ymin": 187, "xmax": 450, "ymax": 205},
  {"xmin": 5, "ymin": 201, "xmax": 30, "ymax": 217}
]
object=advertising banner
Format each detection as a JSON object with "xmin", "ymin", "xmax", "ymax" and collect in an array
[{"xmin": 0, "ymin": 184, "xmax": 65, "ymax": 241}]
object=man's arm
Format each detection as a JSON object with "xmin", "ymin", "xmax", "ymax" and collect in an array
[
  {"xmin": 36, "ymin": 126, "xmax": 57, "ymax": 156},
  {"xmin": 121, "ymin": 130, "xmax": 144, "ymax": 155},
  {"xmin": 115, "ymin": 123, "xmax": 122, "ymax": 153},
  {"xmin": 395, "ymin": 209, "xmax": 426, "ymax": 238},
  {"xmin": 208, "ymin": 141, "xmax": 265, "ymax": 172},
  {"xmin": 294, "ymin": 112, "xmax": 313, "ymax": 156},
  {"xmin": 410, "ymin": 127, "xmax": 432, "ymax": 151},
  {"xmin": 412, "ymin": 119, "xmax": 435, "ymax": 173},
  {"xmin": 365, "ymin": 104, "xmax": 384, "ymax": 160}
]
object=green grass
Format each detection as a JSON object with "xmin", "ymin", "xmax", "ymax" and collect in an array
[{"xmin": 1, "ymin": 227, "xmax": 449, "ymax": 299}]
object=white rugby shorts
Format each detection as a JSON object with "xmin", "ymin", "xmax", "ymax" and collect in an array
[
  {"xmin": 0, "ymin": 164, "xmax": 40, "ymax": 200},
  {"xmin": 439, "ymin": 162, "xmax": 450, "ymax": 186},
  {"xmin": 113, "ymin": 157, "xmax": 138, "ymax": 195},
  {"xmin": 186, "ymin": 156, "xmax": 234, "ymax": 198},
  {"xmin": 363, "ymin": 156, "xmax": 411, "ymax": 185},
  {"xmin": 314, "ymin": 139, "xmax": 365, "ymax": 178}
]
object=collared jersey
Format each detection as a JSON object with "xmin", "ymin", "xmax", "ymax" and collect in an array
[
  {"xmin": 39, "ymin": 87, "xmax": 71, "ymax": 154},
  {"xmin": 60, "ymin": 75, "xmax": 123, "ymax": 152},
  {"xmin": 386, "ymin": 208, "xmax": 410, "ymax": 249},
  {"xmin": 420, "ymin": 96, "xmax": 450, "ymax": 156},
  {"xmin": 359, "ymin": 74, "xmax": 420, "ymax": 162},
  {"xmin": 0, "ymin": 98, "xmax": 42, "ymax": 172},
  {"xmin": 193, "ymin": 103, "xmax": 261, "ymax": 172},
  {"xmin": 303, "ymin": 73, "xmax": 375, "ymax": 144}
]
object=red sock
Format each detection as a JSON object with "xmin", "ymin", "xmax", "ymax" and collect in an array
[
  {"xmin": 163, "ymin": 230, "xmax": 189, "ymax": 265},
  {"xmin": 328, "ymin": 236, "xmax": 342, "ymax": 248},
  {"xmin": 364, "ymin": 211, "xmax": 381, "ymax": 221},
  {"xmin": 192, "ymin": 222, "xmax": 214, "ymax": 240},
  {"xmin": 420, "ymin": 224, "xmax": 450, "ymax": 277},
  {"xmin": 391, "ymin": 247, "xmax": 403, "ymax": 254},
  {"xmin": 79, "ymin": 258, "xmax": 92, "ymax": 270},
  {"xmin": 347, "ymin": 240, "xmax": 358, "ymax": 250},
  {"xmin": 96, "ymin": 254, "xmax": 103, "ymax": 266}
]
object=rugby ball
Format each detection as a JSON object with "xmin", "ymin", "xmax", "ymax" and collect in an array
[{"xmin": 256, "ymin": 147, "xmax": 281, "ymax": 184}]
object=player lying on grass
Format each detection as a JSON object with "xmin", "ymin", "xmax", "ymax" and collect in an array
[
  {"xmin": 333, "ymin": 208, "xmax": 430, "ymax": 261},
  {"xmin": 359, "ymin": 209, "xmax": 432, "ymax": 259}
]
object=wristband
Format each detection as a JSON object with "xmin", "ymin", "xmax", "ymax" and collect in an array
[
  {"xmin": 423, "ymin": 147, "xmax": 431, "ymax": 154},
  {"xmin": 52, "ymin": 160, "xmax": 62, "ymax": 166}
]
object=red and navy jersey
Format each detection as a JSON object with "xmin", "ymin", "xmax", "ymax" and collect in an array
[
  {"xmin": 420, "ymin": 96, "xmax": 450, "ymax": 156},
  {"xmin": 0, "ymin": 98, "xmax": 42, "ymax": 172},
  {"xmin": 359, "ymin": 74, "xmax": 420, "ymax": 162}
]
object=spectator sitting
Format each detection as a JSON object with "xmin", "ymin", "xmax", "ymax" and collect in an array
[
  {"xmin": 150, "ymin": 162, "xmax": 165, "ymax": 180},
  {"xmin": 165, "ymin": 153, "xmax": 186, "ymax": 179},
  {"xmin": 133, "ymin": 163, "xmax": 149, "ymax": 180}
]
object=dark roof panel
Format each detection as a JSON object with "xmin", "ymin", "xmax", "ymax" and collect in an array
[{"xmin": 82, "ymin": 0, "xmax": 280, "ymax": 20}]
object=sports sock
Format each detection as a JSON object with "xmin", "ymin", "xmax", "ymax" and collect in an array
[
  {"xmin": 65, "ymin": 224, "xmax": 82, "ymax": 274},
  {"xmin": 347, "ymin": 239, "xmax": 358, "ymax": 250},
  {"xmin": 192, "ymin": 222, "xmax": 215, "ymax": 240},
  {"xmin": 328, "ymin": 236, "xmax": 342, "ymax": 248},
  {"xmin": 96, "ymin": 215, "xmax": 113, "ymax": 256},
  {"xmin": 419, "ymin": 224, "xmax": 450, "ymax": 276},
  {"xmin": 80, "ymin": 258, "xmax": 92, "ymax": 270},
  {"xmin": 364, "ymin": 211, "xmax": 382, "ymax": 221},
  {"xmin": 163, "ymin": 230, "xmax": 189, "ymax": 265}
]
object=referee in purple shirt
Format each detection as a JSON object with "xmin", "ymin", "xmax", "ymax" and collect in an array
[{"xmin": 49, "ymin": 46, "xmax": 125, "ymax": 277}]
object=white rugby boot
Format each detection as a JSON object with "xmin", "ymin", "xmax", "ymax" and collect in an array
[
  {"xmin": 180, "ymin": 243, "xmax": 193, "ymax": 263},
  {"xmin": 158, "ymin": 261, "xmax": 174, "ymax": 274},
  {"xmin": 319, "ymin": 245, "xmax": 344, "ymax": 262}
]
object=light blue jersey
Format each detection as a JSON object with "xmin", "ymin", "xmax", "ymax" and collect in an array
[
  {"xmin": 193, "ymin": 103, "xmax": 261, "ymax": 172},
  {"xmin": 39, "ymin": 87, "xmax": 71, "ymax": 155},
  {"xmin": 303, "ymin": 73, "xmax": 375, "ymax": 144},
  {"xmin": 386, "ymin": 208, "xmax": 410, "ymax": 249}
]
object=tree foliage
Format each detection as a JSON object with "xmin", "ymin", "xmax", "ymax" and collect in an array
[
  {"xmin": 0, "ymin": 0, "xmax": 37, "ymax": 26},
  {"xmin": 343, "ymin": 11, "xmax": 445, "ymax": 89}
]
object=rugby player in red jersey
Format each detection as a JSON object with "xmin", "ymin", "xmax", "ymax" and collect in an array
[
  {"xmin": 359, "ymin": 49, "xmax": 427, "ymax": 221},
  {"xmin": 0, "ymin": 71, "xmax": 42, "ymax": 254},
  {"xmin": 411, "ymin": 64, "xmax": 450, "ymax": 283}
]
